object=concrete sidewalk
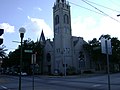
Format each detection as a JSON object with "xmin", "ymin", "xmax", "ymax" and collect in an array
[{"xmin": 36, "ymin": 72, "xmax": 106, "ymax": 79}]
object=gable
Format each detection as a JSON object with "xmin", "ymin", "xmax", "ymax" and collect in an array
[
  {"xmin": 73, "ymin": 36, "xmax": 87, "ymax": 50},
  {"xmin": 44, "ymin": 39, "xmax": 53, "ymax": 52}
]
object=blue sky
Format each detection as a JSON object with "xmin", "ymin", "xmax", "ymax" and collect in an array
[{"xmin": 0, "ymin": 0, "xmax": 120, "ymax": 53}]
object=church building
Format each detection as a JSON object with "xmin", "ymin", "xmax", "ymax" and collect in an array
[{"xmin": 39, "ymin": 0, "xmax": 90, "ymax": 75}]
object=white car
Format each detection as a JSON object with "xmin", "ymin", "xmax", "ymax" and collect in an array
[
  {"xmin": 21, "ymin": 72, "xmax": 27, "ymax": 75},
  {"xmin": 18, "ymin": 72, "xmax": 27, "ymax": 76}
]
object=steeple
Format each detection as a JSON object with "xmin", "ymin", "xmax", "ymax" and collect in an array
[
  {"xmin": 53, "ymin": 0, "xmax": 71, "ymax": 37},
  {"xmin": 39, "ymin": 29, "xmax": 45, "ymax": 44},
  {"xmin": 53, "ymin": 0, "xmax": 72, "ymax": 74},
  {"xmin": 56, "ymin": 0, "xmax": 66, "ymax": 3}
]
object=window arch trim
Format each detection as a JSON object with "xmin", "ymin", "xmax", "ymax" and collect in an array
[
  {"xmin": 55, "ymin": 15, "xmax": 59, "ymax": 25},
  {"xmin": 64, "ymin": 14, "xmax": 69, "ymax": 24}
]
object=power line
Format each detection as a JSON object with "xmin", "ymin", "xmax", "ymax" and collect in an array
[
  {"xmin": 84, "ymin": 0, "xmax": 120, "ymax": 13},
  {"xmin": 81, "ymin": 0, "xmax": 120, "ymax": 23},
  {"xmin": 69, "ymin": 2, "xmax": 105, "ymax": 16},
  {"xmin": 69, "ymin": 1, "xmax": 120, "ymax": 23}
]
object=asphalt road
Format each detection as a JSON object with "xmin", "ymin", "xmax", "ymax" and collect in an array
[{"xmin": 0, "ymin": 73, "xmax": 120, "ymax": 90}]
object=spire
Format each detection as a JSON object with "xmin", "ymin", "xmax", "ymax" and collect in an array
[
  {"xmin": 56, "ymin": 0, "xmax": 66, "ymax": 3},
  {"xmin": 39, "ymin": 29, "xmax": 45, "ymax": 44}
]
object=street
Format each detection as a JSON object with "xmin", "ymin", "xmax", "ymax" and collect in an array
[{"xmin": 0, "ymin": 73, "xmax": 120, "ymax": 90}]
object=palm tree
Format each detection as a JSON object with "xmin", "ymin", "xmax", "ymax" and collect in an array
[{"xmin": 0, "ymin": 45, "xmax": 7, "ymax": 58}]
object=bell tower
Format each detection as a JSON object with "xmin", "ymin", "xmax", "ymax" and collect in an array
[{"xmin": 53, "ymin": 0, "xmax": 73, "ymax": 74}]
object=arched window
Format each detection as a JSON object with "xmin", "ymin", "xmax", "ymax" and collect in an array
[
  {"xmin": 64, "ymin": 14, "xmax": 69, "ymax": 24},
  {"xmin": 78, "ymin": 51, "xmax": 85, "ymax": 68},
  {"xmin": 46, "ymin": 53, "xmax": 51, "ymax": 62},
  {"xmin": 55, "ymin": 15, "xmax": 59, "ymax": 25},
  {"xmin": 61, "ymin": 0, "xmax": 64, "ymax": 3},
  {"xmin": 57, "ymin": 0, "xmax": 60, "ymax": 3},
  {"xmin": 57, "ymin": 0, "xmax": 64, "ymax": 3}
]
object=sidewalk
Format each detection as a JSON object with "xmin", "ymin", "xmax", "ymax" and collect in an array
[
  {"xmin": 36, "ymin": 72, "xmax": 106, "ymax": 79},
  {"xmin": 0, "ymin": 77, "xmax": 7, "ymax": 83}
]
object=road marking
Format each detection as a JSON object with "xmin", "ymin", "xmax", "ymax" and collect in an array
[
  {"xmin": 92, "ymin": 84, "xmax": 101, "ymax": 87},
  {"xmin": 1, "ymin": 85, "xmax": 8, "ymax": 89}
]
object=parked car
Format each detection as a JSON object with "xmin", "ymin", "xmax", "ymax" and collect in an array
[{"xmin": 18, "ymin": 72, "xmax": 27, "ymax": 76}]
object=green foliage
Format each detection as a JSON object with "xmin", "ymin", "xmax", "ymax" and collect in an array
[
  {"xmin": 99, "ymin": 34, "xmax": 111, "ymax": 40},
  {"xmin": 2, "ymin": 38, "xmax": 44, "ymax": 74},
  {"xmin": 111, "ymin": 37, "xmax": 120, "ymax": 63},
  {"xmin": 67, "ymin": 66, "xmax": 76, "ymax": 75},
  {"xmin": 84, "ymin": 34, "xmax": 120, "ymax": 72},
  {"xmin": 0, "ymin": 45, "xmax": 7, "ymax": 58},
  {"xmin": 84, "ymin": 38, "xmax": 102, "ymax": 62}
]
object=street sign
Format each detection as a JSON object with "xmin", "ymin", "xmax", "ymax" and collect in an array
[
  {"xmin": 93, "ymin": 47, "xmax": 100, "ymax": 50},
  {"xmin": 101, "ymin": 38, "xmax": 106, "ymax": 54},
  {"xmin": 24, "ymin": 50, "xmax": 33, "ymax": 53},
  {"xmin": 101, "ymin": 38, "xmax": 112, "ymax": 55},
  {"xmin": 31, "ymin": 54, "xmax": 36, "ymax": 64},
  {"xmin": 101, "ymin": 38, "xmax": 112, "ymax": 90},
  {"xmin": 107, "ymin": 39, "xmax": 112, "ymax": 55}
]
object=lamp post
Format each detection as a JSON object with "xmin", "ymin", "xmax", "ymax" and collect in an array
[{"xmin": 19, "ymin": 27, "xmax": 26, "ymax": 90}]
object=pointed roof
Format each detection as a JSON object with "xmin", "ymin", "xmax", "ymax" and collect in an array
[
  {"xmin": 56, "ymin": 0, "xmax": 66, "ymax": 3},
  {"xmin": 39, "ymin": 30, "xmax": 45, "ymax": 43}
]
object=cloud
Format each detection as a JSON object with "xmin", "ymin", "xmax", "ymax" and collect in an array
[
  {"xmin": 26, "ymin": 16, "xmax": 53, "ymax": 39},
  {"xmin": 24, "ymin": 15, "xmax": 120, "ymax": 42},
  {"xmin": 17, "ymin": 7, "xmax": 23, "ymax": 11},
  {"xmin": 72, "ymin": 15, "xmax": 120, "ymax": 42},
  {"xmin": 0, "ymin": 23, "xmax": 15, "ymax": 33},
  {"xmin": 34, "ymin": 7, "xmax": 42, "ymax": 11},
  {"xmin": 72, "ymin": 16, "xmax": 97, "ymax": 40},
  {"xmin": 37, "ymin": 7, "xmax": 42, "ymax": 11}
]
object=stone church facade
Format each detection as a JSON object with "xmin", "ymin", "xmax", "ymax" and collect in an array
[{"xmin": 39, "ymin": 0, "xmax": 90, "ymax": 75}]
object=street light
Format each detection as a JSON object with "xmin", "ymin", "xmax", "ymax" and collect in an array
[{"xmin": 19, "ymin": 27, "xmax": 26, "ymax": 90}]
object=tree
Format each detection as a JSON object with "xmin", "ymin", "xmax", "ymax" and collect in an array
[
  {"xmin": 88, "ymin": 38, "xmax": 101, "ymax": 62},
  {"xmin": 34, "ymin": 41, "xmax": 44, "ymax": 74},
  {"xmin": 2, "ymin": 38, "xmax": 44, "ymax": 75},
  {"xmin": 84, "ymin": 34, "xmax": 120, "ymax": 73},
  {"xmin": 0, "ymin": 45, "xmax": 7, "ymax": 58},
  {"xmin": 99, "ymin": 34, "xmax": 111, "ymax": 40},
  {"xmin": 100, "ymin": 35, "xmax": 120, "ymax": 72},
  {"xmin": 110, "ymin": 37, "xmax": 120, "ymax": 72},
  {"xmin": 84, "ymin": 37, "xmax": 106, "ymax": 71}
]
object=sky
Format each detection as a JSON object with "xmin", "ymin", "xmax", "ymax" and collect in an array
[{"xmin": 0, "ymin": 0, "xmax": 120, "ymax": 54}]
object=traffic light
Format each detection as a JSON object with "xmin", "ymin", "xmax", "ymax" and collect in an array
[{"xmin": 0, "ymin": 29, "xmax": 4, "ymax": 45}]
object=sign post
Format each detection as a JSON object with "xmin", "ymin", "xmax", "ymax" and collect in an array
[
  {"xmin": 24, "ymin": 49, "xmax": 35, "ymax": 90},
  {"xmin": 31, "ymin": 53, "xmax": 36, "ymax": 90},
  {"xmin": 101, "ymin": 38, "xmax": 112, "ymax": 90}
]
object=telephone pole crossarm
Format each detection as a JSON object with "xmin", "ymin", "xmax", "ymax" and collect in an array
[{"xmin": 117, "ymin": 14, "xmax": 120, "ymax": 17}]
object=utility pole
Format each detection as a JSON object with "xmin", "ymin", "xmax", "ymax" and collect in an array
[{"xmin": 32, "ymin": 53, "xmax": 36, "ymax": 90}]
